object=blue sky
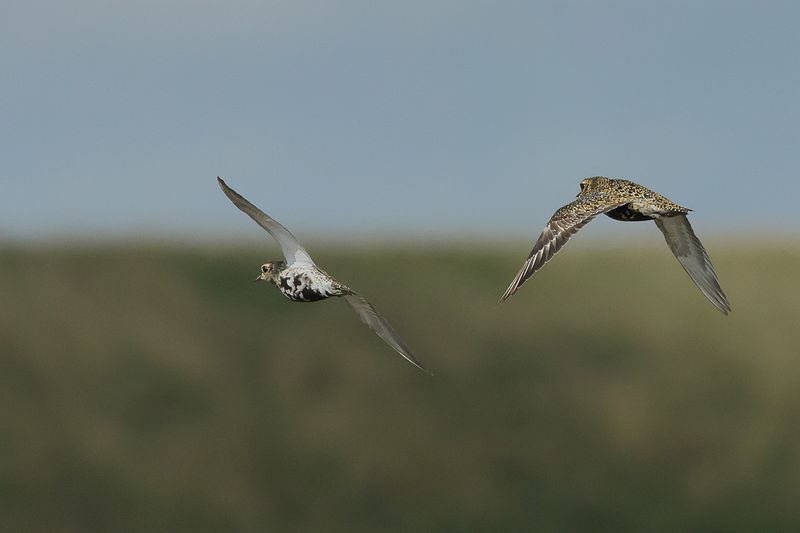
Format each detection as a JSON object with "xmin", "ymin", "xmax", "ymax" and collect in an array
[{"xmin": 2, "ymin": 1, "xmax": 799, "ymax": 243}]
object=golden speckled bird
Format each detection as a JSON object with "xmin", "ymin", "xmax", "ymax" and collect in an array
[
  {"xmin": 500, "ymin": 177, "xmax": 731, "ymax": 314},
  {"xmin": 217, "ymin": 177, "xmax": 430, "ymax": 374}
]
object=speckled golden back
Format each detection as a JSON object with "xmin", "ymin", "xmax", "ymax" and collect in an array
[{"xmin": 578, "ymin": 177, "xmax": 690, "ymax": 220}]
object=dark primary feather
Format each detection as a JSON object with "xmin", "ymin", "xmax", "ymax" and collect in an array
[
  {"xmin": 344, "ymin": 294, "xmax": 431, "ymax": 375},
  {"xmin": 654, "ymin": 215, "xmax": 731, "ymax": 314},
  {"xmin": 500, "ymin": 196, "xmax": 626, "ymax": 302}
]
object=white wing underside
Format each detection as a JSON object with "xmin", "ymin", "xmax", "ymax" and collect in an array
[{"xmin": 217, "ymin": 177, "xmax": 315, "ymax": 266}]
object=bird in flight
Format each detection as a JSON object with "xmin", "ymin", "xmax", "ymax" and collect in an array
[
  {"xmin": 217, "ymin": 177, "xmax": 429, "ymax": 373},
  {"xmin": 500, "ymin": 176, "xmax": 731, "ymax": 314}
]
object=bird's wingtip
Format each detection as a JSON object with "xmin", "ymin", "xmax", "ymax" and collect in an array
[
  {"xmin": 499, "ymin": 284, "xmax": 517, "ymax": 303},
  {"xmin": 708, "ymin": 295, "xmax": 731, "ymax": 315},
  {"xmin": 410, "ymin": 359, "xmax": 434, "ymax": 376},
  {"xmin": 217, "ymin": 176, "xmax": 236, "ymax": 197}
]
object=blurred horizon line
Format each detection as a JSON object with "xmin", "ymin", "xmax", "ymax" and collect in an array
[{"xmin": 1, "ymin": 227, "xmax": 796, "ymax": 252}]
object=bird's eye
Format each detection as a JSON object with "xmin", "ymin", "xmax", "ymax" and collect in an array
[{"xmin": 262, "ymin": 265, "xmax": 268, "ymax": 272}]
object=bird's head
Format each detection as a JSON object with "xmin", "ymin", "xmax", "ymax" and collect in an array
[
  {"xmin": 255, "ymin": 261, "xmax": 285, "ymax": 283},
  {"xmin": 578, "ymin": 176, "xmax": 612, "ymax": 196}
]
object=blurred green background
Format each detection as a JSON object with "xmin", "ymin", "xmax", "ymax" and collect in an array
[
  {"xmin": 1, "ymin": 241, "xmax": 798, "ymax": 532},
  {"xmin": 6, "ymin": 2, "xmax": 800, "ymax": 530}
]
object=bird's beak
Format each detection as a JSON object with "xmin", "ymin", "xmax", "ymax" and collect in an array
[{"xmin": 254, "ymin": 276, "xmax": 263, "ymax": 282}]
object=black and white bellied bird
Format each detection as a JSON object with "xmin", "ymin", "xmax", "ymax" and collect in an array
[
  {"xmin": 500, "ymin": 177, "xmax": 731, "ymax": 314},
  {"xmin": 217, "ymin": 177, "xmax": 430, "ymax": 373}
]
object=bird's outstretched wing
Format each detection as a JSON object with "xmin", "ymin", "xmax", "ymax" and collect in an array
[
  {"xmin": 500, "ymin": 195, "xmax": 627, "ymax": 302},
  {"xmin": 344, "ymin": 293, "xmax": 431, "ymax": 374},
  {"xmin": 217, "ymin": 177, "xmax": 315, "ymax": 266},
  {"xmin": 654, "ymin": 215, "xmax": 731, "ymax": 315}
]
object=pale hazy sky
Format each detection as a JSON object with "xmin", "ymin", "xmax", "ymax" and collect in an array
[{"xmin": 2, "ymin": 1, "xmax": 799, "ymax": 242}]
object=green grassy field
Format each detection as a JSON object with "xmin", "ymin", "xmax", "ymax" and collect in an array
[{"xmin": 1, "ymin": 241, "xmax": 799, "ymax": 532}]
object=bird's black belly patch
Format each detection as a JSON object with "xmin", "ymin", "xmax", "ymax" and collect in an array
[
  {"xmin": 299, "ymin": 287, "xmax": 327, "ymax": 302},
  {"xmin": 278, "ymin": 274, "xmax": 329, "ymax": 302},
  {"xmin": 279, "ymin": 277, "xmax": 293, "ymax": 292},
  {"xmin": 605, "ymin": 204, "xmax": 650, "ymax": 222}
]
